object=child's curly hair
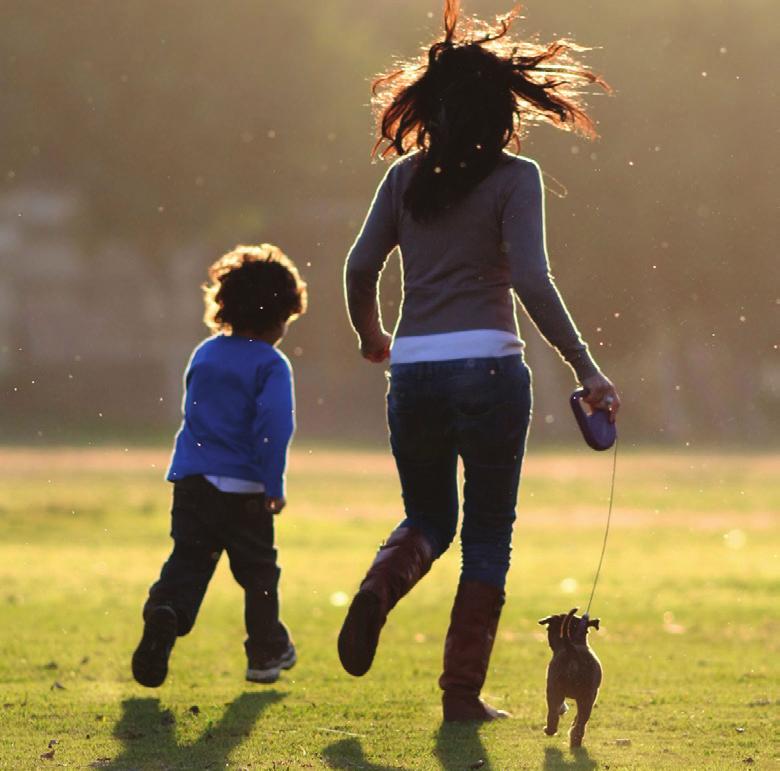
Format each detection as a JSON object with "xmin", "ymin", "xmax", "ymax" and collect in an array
[{"xmin": 203, "ymin": 244, "xmax": 307, "ymax": 335}]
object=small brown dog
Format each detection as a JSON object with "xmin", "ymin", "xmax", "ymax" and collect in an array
[{"xmin": 539, "ymin": 608, "xmax": 602, "ymax": 748}]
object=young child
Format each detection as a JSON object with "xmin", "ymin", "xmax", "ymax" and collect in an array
[{"xmin": 132, "ymin": 243, "xmax": 307, "ymax": 688}]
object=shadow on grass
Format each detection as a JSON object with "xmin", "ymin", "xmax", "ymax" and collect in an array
[
  {"xmin": 542, "ymin": 745, "xmax": 597, "ymax": 770},
  {"xmin": 434, "ymin": 721, "xmax": 491, "ymax": 770},
  {"xmin": 321, "ymin": 737, "xmax": 409, "ymax": 770},
  {"xmin": 104, "ymin": 690, "xmax": 284, "ymax": 769}
]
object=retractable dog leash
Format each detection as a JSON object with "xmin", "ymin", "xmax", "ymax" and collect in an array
[
  {"xmin": 569, "ymin": 388, "xmax": 618, "ymax": 630},
  {"xmin": 583, "ymin": 438, "xmax": 618, "ymax": 617}
]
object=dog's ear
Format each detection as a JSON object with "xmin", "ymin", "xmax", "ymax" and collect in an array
[
  {"xmin": 538, "ymin": 616, "xmax": 555, "ymax": 626},
  {"xmin": 588, "ymin": 618, "xmax": 601, "ymax": 630}
]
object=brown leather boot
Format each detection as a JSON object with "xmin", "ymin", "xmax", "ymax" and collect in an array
[
  {"xmin": 338, "ymin": 527, "xmax": 434, "ymax": 677},
  {"xmin": 439, "ymin": 580, "xmax": 510, "ymax": 721}
]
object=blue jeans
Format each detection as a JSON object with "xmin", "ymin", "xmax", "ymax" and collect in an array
[{"xmin": 387, "ymin": 355, "xmax": 532, "ymax": 589}]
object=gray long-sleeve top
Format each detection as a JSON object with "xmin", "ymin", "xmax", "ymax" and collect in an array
[{"xmin": 344, "ymin": 152, "xmax": 600, "ymax": 381}]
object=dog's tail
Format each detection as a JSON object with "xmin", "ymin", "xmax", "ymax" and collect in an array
[{"xmin": 561, "ymin": 608, "xmax": 579, "ymax": 649}]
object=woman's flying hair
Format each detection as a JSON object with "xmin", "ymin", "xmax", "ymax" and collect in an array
[{"xmin": 371, "ymin": 0, "xmax": 610, "ymax": 220}]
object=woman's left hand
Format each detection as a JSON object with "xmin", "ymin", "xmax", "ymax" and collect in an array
[{"xmin": 581, "ymin": 372, "xmax": 621, "ymax": 424}]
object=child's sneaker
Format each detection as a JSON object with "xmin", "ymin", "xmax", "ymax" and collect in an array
[
  {"xmin": 131, "ymin": 605, "xmax": 178, "ymax": 687},
  {"xmin": 246, "ymin": 640, "xmax": 297, "ymax": 684}
]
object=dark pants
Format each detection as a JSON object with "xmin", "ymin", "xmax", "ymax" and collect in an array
[
  {"xmin": 144, "ymin": 475, "xmax": 289, "ymax": 658},
  {"xmin": 388, "ymin": 355, "xmax": 532, "ymax": 589}
]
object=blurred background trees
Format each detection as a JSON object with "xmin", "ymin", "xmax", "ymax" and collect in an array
[{"xmin": 0, "ymin": 0, "xmax": 777, "ymax": 445}]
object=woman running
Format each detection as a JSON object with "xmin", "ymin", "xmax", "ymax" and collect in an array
[{"xmin": 339, "ymin": 0, "xmax": 621, "ymax": 722}]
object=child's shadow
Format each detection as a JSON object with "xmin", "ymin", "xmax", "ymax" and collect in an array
[
  {"xmin": 434, "ymin": 721, "xmax": 492, "ymax": 771},
  {"xmin": 542, "ymin": 746, "xmax": 597, "ymax": 771},
  {"xmin": 105, "ymin": 690, "xmax": 284, "ymax": 769},
  {"xmin": 321, "ymin": 737, "xmax": 409, "ymax": 770}
]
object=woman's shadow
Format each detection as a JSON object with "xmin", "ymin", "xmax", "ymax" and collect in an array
[
  {"xmin": 434, "ymin": 721, "xmax": 492, "ymax": 771},
  {"xmin": 320, "ymin": 719, "xmax": 493, "ymax": 770},
  {"xmin": 105, "ymin": 690, "xmax": 284, "ymax": 769},
  {"xmin": 435, "ymin": 725, "xmax": 597, "ymax": 771}
]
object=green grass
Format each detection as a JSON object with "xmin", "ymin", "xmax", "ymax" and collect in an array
[{"xmin": 0, "ymin": 446, "xmax": 777, "ymax": 770}]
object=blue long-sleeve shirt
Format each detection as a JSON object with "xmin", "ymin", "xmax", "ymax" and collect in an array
[{"xmin": 166, "ymin": 335, "xmax": 295, "ymax": 498}]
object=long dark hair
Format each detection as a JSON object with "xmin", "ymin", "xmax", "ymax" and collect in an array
[{"xmin": 372, "ymin": 0, "xmax": 609, "ymax": 221}]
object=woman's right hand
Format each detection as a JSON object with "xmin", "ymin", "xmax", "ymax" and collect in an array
[
  {"xmin": 360, "ymin": 331, "xmax": 392, "ymax": 363},
  {"xmin": 581, "ymin": 372, "xmax": 621, "ymax": 423}
]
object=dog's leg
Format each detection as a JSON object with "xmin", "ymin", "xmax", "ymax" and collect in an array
[
  {"xmin": 544, "ymin": 679, "xmax": 566, "ymax": 736},
  {"xmin": 569, "ymin": 693, "xmax": 595, "ymax": 748}
]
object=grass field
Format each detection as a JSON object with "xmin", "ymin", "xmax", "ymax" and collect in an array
[{"xmin": 0, "ymin": 445, "xmax": 777, "ymax": 770}]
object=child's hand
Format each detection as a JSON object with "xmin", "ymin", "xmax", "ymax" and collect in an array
[{"xmin": 265, "ymin": 496, "xmax": 286, "ymax": 515}]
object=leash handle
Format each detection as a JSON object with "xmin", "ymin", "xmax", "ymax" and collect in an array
[
  {"xmin": 570, "ymin": 388, "xmax": 617, "ymax": 451},
  {"xmin": 584, "ymin": 437, "xmax": 618, "ymax": 616}
]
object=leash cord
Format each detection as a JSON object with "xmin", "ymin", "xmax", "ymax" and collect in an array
[{"xmin": 584, "ymin": 437, "xmax": 618, "ymax": 616}]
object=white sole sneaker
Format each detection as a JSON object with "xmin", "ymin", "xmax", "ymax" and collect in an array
[{"xmin": 246, "ymin": 645, "xmax": 297, "ymax": 684}]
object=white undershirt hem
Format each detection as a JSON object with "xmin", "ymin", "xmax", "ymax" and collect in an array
[
  {"xmin": 390, "ymin": 329, "xmax": 524, "ymax": 364},
  {"xmin": 204, "ymin": 475, "xmax": 265, "ymax": 494}
]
